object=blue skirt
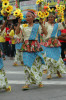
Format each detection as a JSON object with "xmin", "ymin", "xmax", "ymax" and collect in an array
[
  {"xmin": 41, "ymin": 46, "xmax": 61, "ymax": 61},
  {"xmin": 0, "ymin": 58, "xmax": 4, "ymax": 70},
  {"xmin": 15, "ymin": 43, "xmax": 23, "ymax": 50}
]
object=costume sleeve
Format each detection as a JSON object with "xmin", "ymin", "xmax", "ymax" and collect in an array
[
  {"xmin": 9, "ymin": 30, "xmax": 14, "ymax": 37},
  {"xmin": 38, "ymin": 25, "xmax": 42, "ymax": 34},
  {"xmin": 58, "ymin": 23, "xmax": 64, "ymax": 30},
  {"xmin": 20, "ymin": 24, "xmax": 24, "ymax": 35},
  {"xmin": 4, "ymin": 32, "xmax": 7, "ymax": 36},
  {"xmin": 44, "ymin": 22, "xmax": 48, "ymax": 29}
]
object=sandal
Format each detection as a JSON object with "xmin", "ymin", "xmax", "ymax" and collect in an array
[
  {"xmin": 6, "ymin": 86, "xmax": 11, "ymax": 92},
  {"xmin": 38, "ymin": 83, "xmax": 43, "ymax": 88},
  {"xmin": 21, "ymin": 61, "xmax": 24, "ymax": 65},
  {"xmin": 22, "ymin": 85, "xmax": 29, "ymax": 90},
  {"xmin": 43, "ymin": 70, "xmax": 47, "ymax": 74},
  {"xmin": 57, "ymin": 71, "xmax": 62, "ymax": 78},
  {"xmin": 47, "ymin": 74, "xmax": 52, "ymax": 79},
  {"xmin": 3, "ymin": 57, "xmax": 6, "ymax": 60},
  {"xmin": 13, "ymin": 63, "xmax": 19, "ymax": 66}
]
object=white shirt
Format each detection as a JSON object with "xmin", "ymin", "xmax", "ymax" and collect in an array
[
  {"xmin": 44, "ymin": 22, "xmax": 64, "ymax": 40},
  {"xmin": 20, "ymin": 24, "xmax": 42, "ymax": 41}
]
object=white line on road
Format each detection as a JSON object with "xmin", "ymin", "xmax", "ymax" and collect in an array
[
  {"xmin": 8, "ymin": 80, "xmax": 66, "ymax": 85},
  {"xmin": 6, "ymin": 71, "xmax": 24, "ymax": 74}
]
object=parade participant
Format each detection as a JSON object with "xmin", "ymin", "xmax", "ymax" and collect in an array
[
  {"xmin": 16, "ymin": 11, "xmax": 47, "ymax": 90},
  {"xmin": 0, "ymin": 49, "xmax": 11, "ymax": 91},
  {"xmin": 41, "ymin": 12, "xmax": 65, "ymax": 79},
  {"xmin": 9, "ymin": 25, "xmax": 15, "ymax": 59},
  {"xmin": 13, "ymin": 24, "xmax": 23, "ymax": 66},
  {"xmin": 0, "ymin": 23, "xmax": 6, "ymax": 60},
  {"xmin": 58, "ymin": 12, "xmax": 66, "ymax": 59}
]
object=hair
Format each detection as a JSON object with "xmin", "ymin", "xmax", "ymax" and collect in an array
[
  {"xmin": 14, "ymin": 23, "xmax": 18, "ymax": 27},
  {"xmin": 48, "ymin": 12, "xmax": 55, "ymax": 17},
  {"xmin": 28, "ymin": 11, "xmax": 35, "ymax": 15},
  {"xmin": 27, "ymin": 11, "xmax": 35, "ymax": 18},
  {"xmin": 64, "ymin": 48, "xmax": 66, "ymax": 51}
]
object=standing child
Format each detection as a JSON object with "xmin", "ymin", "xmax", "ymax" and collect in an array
[{"xmin": 0, "ymin": 49, "xmax": 11, "ymax": 91}]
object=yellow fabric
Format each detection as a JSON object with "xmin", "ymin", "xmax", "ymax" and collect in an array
[
  {"xmin": 9, "ymin": 30, "xmax": 15, "ymax": 44},
  {"xmin": 0, "ymin": 32, "xmax": 6, "ymax": 42},
  {"xmin": 0, "ymin": 36, "xmax": 5, "ymax": 42}
]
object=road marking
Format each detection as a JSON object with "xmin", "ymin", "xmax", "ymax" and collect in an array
[
  {"xmin": 6, "ymin": 71, "xmax": 24, "ymax": 74},
  {"xmin": 8, "ymin": 80, "xmax": 66, "ymax": 85}
]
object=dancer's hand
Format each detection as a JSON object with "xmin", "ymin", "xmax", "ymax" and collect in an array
[
  {"xmin": 39, "ymin": 18, "xmax": 43, "ymax": 25},
  {"xmin": 18, "ymin": 18, "xmax": 21, "ymax": 24}
]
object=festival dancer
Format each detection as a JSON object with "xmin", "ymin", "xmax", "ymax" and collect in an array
[
  {"xmin": 13, "ymin": 24, "xmax": 23, "ymax": 66},
  {"xmin": 16, "ymin": 11, "xmax": 47, "ymax": 90},
  {"xmin": 40, "ymin": 12, "xmax": 66, "ymax": 79},
  {"xmin": 0, "ymin": 49, "xmax": 11, "ymax": 91}
]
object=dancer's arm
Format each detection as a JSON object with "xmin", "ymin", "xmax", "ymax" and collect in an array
[{"xmin": 39, "ymin": 18, "xmax": 47, "ymax": 36}]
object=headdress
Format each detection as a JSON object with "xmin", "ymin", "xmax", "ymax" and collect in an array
[
  {"xmin": 36, "ymin": 0, "xmax": 65, "ymax": 22},
  {"xmin": 26, "ymin": 11, "xmax": 35, "ymax": 18},
  {"xmin": 13, "ymin": 9, "xmax": 23, "ymax": 20},
  {"xmin": 1, "ymin": 0, "xmax": 13, "ymax": 17}
]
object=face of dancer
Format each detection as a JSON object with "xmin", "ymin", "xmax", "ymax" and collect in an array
[
  {"xmin": 26, "ymin": 12, "xmax": 34, "ymax": 24},
  {"xmin": 48, "ymin": 14, "xmax": 54, "ymax": 24}
]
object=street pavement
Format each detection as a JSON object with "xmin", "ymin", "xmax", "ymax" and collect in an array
[{"xmin": 0, "ymin": 57, "xmax": 66, "ymax": 100}]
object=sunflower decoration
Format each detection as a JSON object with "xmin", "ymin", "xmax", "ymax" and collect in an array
[
  {"xmin": 5, "ymin": 5, "xmax": 13, "ymax": 13},
  {"xmin": 36, "ymin": 0, "xmax": 43, "ymax": 4},
  {"xmin": 1, "ymin": 0, "xmax": 9, "ymax": 1},
  {"xmin": 13, "ymin": 10, "xmax": 20, "ymax": 17},
  {"xmin": 45, "ymin": 11, "xmax": 49, "ymax": 17},
  {"xmin": 55, "ymin": 5, "xmax": 65, "ymax": 22},
  {"xmin": 1, "ymin": 0, "xmax": 13, "ymax": 17},
  {"xmin": 1, "ymin": 9, "xmax": 5, "ymax": 16},
  {"xmin": 23, "ymin": 24, "xmax": 28, "ymax": 27},
  {"xmin": 61, "ymin": 18, "xmax": 64, "ymax": 22},
  {"xmin": 38, "ymin": 11, "xmax": 42, "ymax": 17},
  {"xmin": 19, "ymin": 13, "xmax": 23, "ymax": 20},
  {"xmin": 2, "ymin": 1, "xmax": 9, "ymax": 8},
  {"xmin": 36, "ymin": 0, "xmax": 51, "ymax": 19},
  {"xmin": 13, "ymin": 9, "xmax": 23, "ymax": 20}
]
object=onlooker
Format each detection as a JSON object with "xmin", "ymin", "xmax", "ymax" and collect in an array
[{"xmin": 58, "ymin": 12, "xmax": 66, "ymax": 59}]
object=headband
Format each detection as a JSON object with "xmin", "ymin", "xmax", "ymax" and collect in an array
[{"xmin": 27, "ymin": 11, "xmax": 35, "ymax": 18}]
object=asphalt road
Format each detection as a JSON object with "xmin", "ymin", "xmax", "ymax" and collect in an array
[{"xmin": 0, "ymin": 57, "xmax": 66, "ymax": 100}]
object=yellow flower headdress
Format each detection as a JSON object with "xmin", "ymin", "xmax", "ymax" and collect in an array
[
  {"xmin": 13, "ymin": 9, "xmax": 23, "ymax": 20},
  {"xmin": 2, "ymin": 1, "xmax": 9, "ymax": 8},
  {"xmin": 1, "ymin": 0, "xmax": 13, "ymax": 17},
  {"xmin": 55, "ymin": 5, "xmax": 65, "ymax": 22},
  {"xmin": 36, "ymin": 0, "xmax": 52, "ymax": 19}
]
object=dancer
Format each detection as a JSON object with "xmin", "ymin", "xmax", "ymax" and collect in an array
[
  {"xmin": 0, "ymin": 49, "xmax": 11, "ymax": 91},
  {"xmin": 40, "ymin": 13, "xmax": 65, "ymax": 79},
  {"xmin": 13, "ymin": 24, "xmax": 23, "ymax": 66},
  {"xmin": 16, "ymin": 11, "xmax": 47, "ymax": 90}
]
